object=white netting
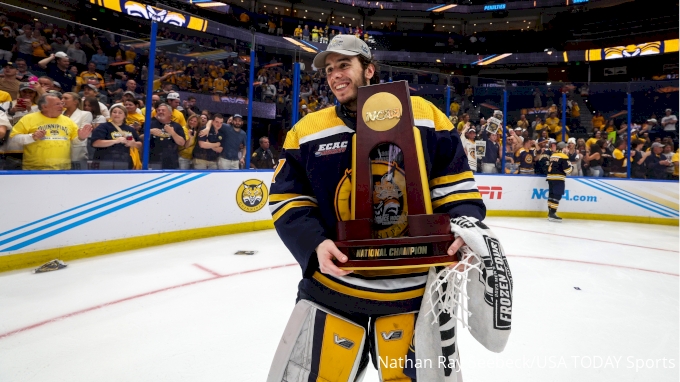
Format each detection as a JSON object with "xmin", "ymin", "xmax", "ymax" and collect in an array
[{"xmin": 426, "ymin": 246, "xmax": 482, "ymax": 330}]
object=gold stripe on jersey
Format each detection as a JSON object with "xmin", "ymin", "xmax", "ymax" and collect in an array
[
  {"xmin": 429, "ymin": 171, "xmax": 475, "ymax": 188},
  {"xmin": 352, "ymin": 267, "xmax": 430, "ymax": 277},
  {"xmin": 282, "ymin": 107, "xmax": 345, "ymax": 150},
  {"xmin": 269, "ymin": 193, "xmax": 307, "ymax": 203},
  {"xmin": 313, "ymin": 272, "xmax": 425, "ymax": 301},
  {"xmin": 374, "ymin": 313, "xmax": 416, "ymax": 381},
  {"xmin": 317, "ymin": 314, "xmax": 365, "ymax": 381},
  {"xmin": 413, "ymin": 126, "xmax": 434, "ymax": 214},
  {"xmin": 271, "ymin": 200, "xmax": 318, "ymax": 222},
  {"xmin": 547, "ymin": 175, "xmax": 566, "ymax": 181},
  {"xmin": 411, "ymin": 97, "xmax": 455, "ymax": 132},
  {"xmin": 432, "ymin": 192, "xmax": 482, "ymax": 210}
]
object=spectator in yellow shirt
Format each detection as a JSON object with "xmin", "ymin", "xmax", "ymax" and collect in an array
[
  {"xmin": 585, "ymin": 130, "xmax": 602, "ymax": 151},
  {"xmin": 592, "ymin": 111, "xmax": 605, "ymax": 131},
  {"xmin": 10, "ymin": 93, "xmax": 92, "ymax": 170},
  {"xmin": 449, "ymin": 100, "xmax": 460, "ymax": 117},
  {"xmin": 79, "ymin": 62, "xmax": 105, "ymax": 89},
  {"xmin": 545, "ymin": 112, "xmax": 561, "ymax": 137},
  {"xmin": 604, "ymin": 119, "xmax": 616, "ymax": 134},
  {"xmin": 294, "ymin": 26, "xmax": 303, "ymax": 39},
  {"xmin": 456, "ymin": 113, "xmax": 469, "ymax": 133},
  {"xmin": 200, "ymin": 77, "xmax": 212, "ymax": 93},
  {"xmin": 213, "ymin": 77, "xmax": 227, "ymax": 94}
]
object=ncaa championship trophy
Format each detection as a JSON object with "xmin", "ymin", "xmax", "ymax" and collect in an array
[{"xmin": 335, "ymin": 81, "xmax": 459, "ymax": 270}]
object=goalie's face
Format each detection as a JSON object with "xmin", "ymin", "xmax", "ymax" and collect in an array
[{"xmin": 325, "ymin": 53, "xmax": 374, "ymax": 111}]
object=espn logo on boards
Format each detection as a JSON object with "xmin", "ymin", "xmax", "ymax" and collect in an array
[{"xmin": 479, "ymin": 186, "xmax": 502, "ymax": 199}]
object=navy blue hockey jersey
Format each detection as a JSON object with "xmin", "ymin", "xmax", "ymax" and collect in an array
[{"xmin": 270, "ymin": 98, "xmax": 486, "ymax": 314}]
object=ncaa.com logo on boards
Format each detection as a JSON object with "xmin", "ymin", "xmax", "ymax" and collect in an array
[{"xmin": 531, "ymin": 188, "xmax": 597, "ymax": 202}]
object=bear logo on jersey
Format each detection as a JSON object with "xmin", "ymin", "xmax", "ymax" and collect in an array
[{"xmin": 236, "ymin": 179, "xmax": 269, "ymax": 213}]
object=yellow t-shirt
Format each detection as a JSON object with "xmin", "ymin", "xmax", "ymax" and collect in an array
[
  {"xmin": 0, "ymin": 90, "xmax": 11, "ymax": 104},
  {"xmin": 124, "ymin": 50, "xmax": 136, "ymax": 61},
  {"xmin": 150, "ymin": 108, "xmax": 187, "ymax": 128},
  {"xmin": 449, "ymin": 102, "xmax": 460, "ymax": 116},
  {"xmin": 10, "ymin": 113, "xmax": 79, "ymax": 170},
  {"xmin": 592, "ymin": 116, "xmax": 605, "ymax": 130},
  {"xmin": 586, "ymin": 137, "xmax": 598, "ymax": 151},
  {"xmin": 534, "ymin": 123, "xmax": 546, "ymax": 133},
  {"xmin": 545, "ymin": 117, "xmax": 560, "ymax": 132},
  {"xmin": 79, "ymin": 71, "xmax": 105, "ymax": 89},
  {"xmin": 126, "ymin": 112, "xmax": 145, "ymax": 127},
  {"xmin": 571, "ymin": 104, "xmax": 580, "ymax": 118},
  {"xmin": 457, "ymin": 121, "xmax": 466, "ymax": 133},
  {"xmin": 672, "ymin": 150, "xmax": 679, "ymax": 177},
  {"xmin": 213, "ymin": 78, "xmax": 227, "ymax": 93},
  {"xmin": 178, "ymin": 126, "xmax": 194, "ymax": 159},
  {"xmin": 152, "ymin": 80, "xmax": 161, "ymax": 92}
]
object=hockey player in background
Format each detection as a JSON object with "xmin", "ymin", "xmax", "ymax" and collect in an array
[
  {"xmin": 547, "ymin": 141, "xmax": 574, "ymax": 222},
  {"xmin": 267, "ymin": 35, "xmax": 512, "ymax": 382}
]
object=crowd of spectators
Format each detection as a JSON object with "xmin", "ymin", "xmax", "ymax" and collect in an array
[
  {"xmin": 0, "ymin": 12, "xmax": 676, "ymax": 180},
  {"xmin": 447, "ymin": 88, "xmax": 679, "ymax": 180},
  {"xmin": 0, "ymin": 14, "xmax": 341, "ymax": 171}
]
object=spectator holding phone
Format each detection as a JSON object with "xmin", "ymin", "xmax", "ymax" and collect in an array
[
  {"xmin": 91, "ymin": 104, "xmax": 141, "ymax": 170},
  {"xmin": 8, "ymin": 83, "xmax": 39, "ymax": 125},
  {"xmin": 584, "ymin": 143, "xmax": 604, "ymax": 177}
]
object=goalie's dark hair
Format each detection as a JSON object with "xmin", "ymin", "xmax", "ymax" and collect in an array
[{"xmin": 358, "ymin": 56, "xmax": 381, "ymax": 85}]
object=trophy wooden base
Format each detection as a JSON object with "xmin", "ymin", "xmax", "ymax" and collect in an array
[{"xmin": 334, "ymin": 213, "xmax": 458, "ymax": 270}]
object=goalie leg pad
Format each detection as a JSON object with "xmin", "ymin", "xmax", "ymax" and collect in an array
[
  {"xmin": 372, "ymin": 312, "xmax": 417, "ymax": 382},
  {"xmin": 267, "ymin": 300, "xmax": 367, "ymax": 382}
]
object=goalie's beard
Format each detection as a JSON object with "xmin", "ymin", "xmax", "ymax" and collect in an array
[{"xmin": 333, "ymin": 70, "xmax": 371, "ymax": 115}]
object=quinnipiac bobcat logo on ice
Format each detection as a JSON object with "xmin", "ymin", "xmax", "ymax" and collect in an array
[{"xmin": 236, "ymin": 179, "xmax": 269, "ymax": 213}]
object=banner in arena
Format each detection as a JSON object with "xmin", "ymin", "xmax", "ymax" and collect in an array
[{"xmin": 90, "ymin": 0, "xmax": 209, "ymax": 32}]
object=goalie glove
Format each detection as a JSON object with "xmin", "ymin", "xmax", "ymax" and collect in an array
[{"xmin": 426, "ymin": 216, "xmax": 513, "ymax": 353}]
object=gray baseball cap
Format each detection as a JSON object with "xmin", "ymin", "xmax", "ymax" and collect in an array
[
  {"xmin": 313, "ymin": 35, "xmax": 371, "ymax": 69},
  {"xmin": 651, "ymin": 142, "xmax": 665, "ymax": 148},
  {"xmin": 556, "ymin": 142, "xmax": 567, "ymax": 150}
]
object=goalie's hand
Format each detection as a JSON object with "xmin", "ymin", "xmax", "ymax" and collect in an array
[
  {"xmin": 316, "ymin": 239, "xmax": 352, "ymax": 277},
  {"xmin": 446, "ymin": 236, "xmax": 466, "ymax": 269}
]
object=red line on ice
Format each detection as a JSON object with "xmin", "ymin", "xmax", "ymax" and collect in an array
[
  {"xmin": 489, "ymin": 224, "xmax": 677, "ymax": 253},
  {"xmin": 193, "ymin": 263, "xmax": 222, "ymax": 277},
  {"xmin": 507, "ymin": 254, "xmax": 679, "ymax": 276},
  {"xmin": 0, "ymin": 263, "xmax": 297, "ymax": 341}
]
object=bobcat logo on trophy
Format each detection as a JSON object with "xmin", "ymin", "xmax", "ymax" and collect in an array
[
  {"xmin": 236, "ymin": 180, "xmax": 268, "ymax": 213},
  {"xmin": 333, "ymin": 82, "xmax": 459, "ymax": 270}
]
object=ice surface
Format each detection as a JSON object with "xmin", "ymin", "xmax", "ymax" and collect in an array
[{"xmin": 0, "ymin": 217, "xmax": 677, "ymax": 381}]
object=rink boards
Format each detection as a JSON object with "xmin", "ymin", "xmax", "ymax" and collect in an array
[{"xmin": 0, "ymin": 171, "xmax": 677, "ymax": 272}]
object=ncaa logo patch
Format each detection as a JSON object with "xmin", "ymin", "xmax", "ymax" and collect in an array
[
  {"xmin": 315, "ymin": 141, "xmax": 348, "ymax": 156},
  {"xmin": 236, "ymin": 179, "xmax": 269, "ymax": 213}
]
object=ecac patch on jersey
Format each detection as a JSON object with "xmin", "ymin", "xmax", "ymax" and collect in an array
[{"xmin": 315, "ymin": 141, "xmax": 348, "ymax": 156}]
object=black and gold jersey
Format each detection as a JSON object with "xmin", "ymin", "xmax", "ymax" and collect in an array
[
  {"xmin": 270, "ymin": 97, "xmax": 485, "ymax": 314},
  {"xmin": 534, "ymin": 149, "xmax": 552, "ymax": 175},
  {"xmin": 515, "ymin": 148, "xmax": 535, "ymax": 174},
  {"xmin": 547, "ymin": 152, "xmax": 573, "ymax": 181}
]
